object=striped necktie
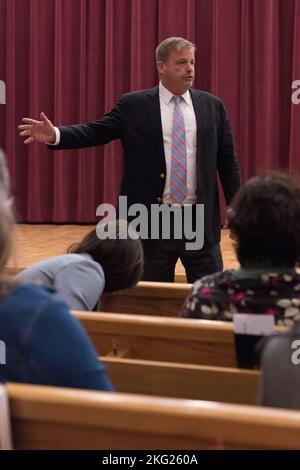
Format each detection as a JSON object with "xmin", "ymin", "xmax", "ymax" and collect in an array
[{"xmin": 170, "ymin": 95, "xmax": 187, "ymax": 204}]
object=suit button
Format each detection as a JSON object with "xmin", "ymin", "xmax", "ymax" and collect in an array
[
  {"xmin": 160, "ymin": 173, "xmax": 165, "ymax": 179},
  {"xmin": 157, "ymin": 197, "xmax": 162, "ymax": 203}
]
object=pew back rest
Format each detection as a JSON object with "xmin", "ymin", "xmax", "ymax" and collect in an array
[
  {"xmin": 74, "ymin": 311, "xmax": 237, "ymax": 367},
  {"xmin": 100, "ymin": 281, "xmax": 191, "ymax": 316},
  {"xmin": 7, "ymin": 383, "xmax": 300, "ymax": 450},
  {"xmin": 102, "ymin": 356, "xmax": 260, "ymax": 405}
]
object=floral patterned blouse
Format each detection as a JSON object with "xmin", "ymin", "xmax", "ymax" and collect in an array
[{"xmin": 179, "ymin": 268, "xmax": 300, "ymax": 326}]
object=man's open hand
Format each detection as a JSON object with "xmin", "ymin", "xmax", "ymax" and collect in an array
[{"xmin": 18, "ymin": 112, "xmax": 56, "ymax": 144}]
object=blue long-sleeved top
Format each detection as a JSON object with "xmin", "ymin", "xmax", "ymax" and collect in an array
[{"xmin": 0, "ymin": 282, "xmax": 113, "ymax": 391}]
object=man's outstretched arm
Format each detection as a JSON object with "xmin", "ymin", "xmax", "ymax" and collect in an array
[{"xmin": 19, "ymin": 98, "xmax": 125, "ymax": 150}]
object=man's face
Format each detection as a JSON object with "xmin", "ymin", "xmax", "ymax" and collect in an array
[{"xmin": 157, "ymin": 47, "xmax": 195, "ymax": 94}]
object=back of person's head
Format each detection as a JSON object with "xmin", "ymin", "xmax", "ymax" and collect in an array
[
  {"xmin": 68, "ymin": 220, "xmax": 144, "ymax": 292},
  {"xmin": 228, "ymin": 171, "xmax": 300, "ymax": 267},
  {"xmin": 0, "ymin": 149, "xmax": 12, "ymax": 273}
]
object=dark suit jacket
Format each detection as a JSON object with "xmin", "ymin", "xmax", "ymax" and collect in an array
[{"xmin": 50, "ymin": 86, "xmax": 241, "ymax": 243}]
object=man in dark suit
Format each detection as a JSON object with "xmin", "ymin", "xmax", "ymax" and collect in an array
[{"xmin": 19, "ymin": 37, "xmax": 241, "ymax": 283}]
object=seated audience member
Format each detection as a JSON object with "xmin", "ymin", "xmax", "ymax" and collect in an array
[
  {"xmin": 17, "ymin": 220, "xmax": 144, "ymax": 311},
  {"xmin": 258, "ymin": 322, "xmax": 300, "ymax": 409},
  {"xmin": 180, "ymin": 171, "xmax": 300, "ymax": 326},
  {"xmin": 0, "ymin": 148, "xmax": 113, "ymax": 391}
]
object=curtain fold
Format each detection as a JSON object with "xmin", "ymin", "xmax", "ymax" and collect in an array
[{"xmin": 0, "ymin": 0, "xmax": 299, "ymax": 222}]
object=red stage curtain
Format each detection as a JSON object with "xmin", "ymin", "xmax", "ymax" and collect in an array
[{"xmin": 0, "ymin": 0, "xmax": 299, "ymax": 222}]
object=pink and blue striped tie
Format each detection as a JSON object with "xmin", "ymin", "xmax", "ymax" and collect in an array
[{"xmin": 170, "ymin": 96, "xmax": 187, "ymax": 204}]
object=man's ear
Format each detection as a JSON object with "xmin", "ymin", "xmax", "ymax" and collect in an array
[{"xmin": 156, "ymin": 61, "xmax": 165, "ymax": 75}]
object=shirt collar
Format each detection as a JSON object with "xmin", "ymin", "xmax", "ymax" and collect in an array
[
  {"xmin": 159, "ymin": 81, "xmax": 192, "ymax": 107},
  {"xmin": 232, "ymin": 263, "xmax": 296, "ymax": 281}
]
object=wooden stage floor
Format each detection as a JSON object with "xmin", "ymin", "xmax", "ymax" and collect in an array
[{"xmin": 6, "ymin": 224, "xmax": 239, "ymax": 283}]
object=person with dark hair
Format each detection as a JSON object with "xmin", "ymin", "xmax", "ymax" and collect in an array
[
  {"xmin": 17, "ymin": 220, "xmax": 144, "ymax": 311},
  {"xmin": 180, "ymin": 171, "xmax": 300, "ymax": 325},
  {"xmin": 18, "ymin": 36, "xmax": 241, "ymax": 283},
  {"xmin": 0, "ymin": 148, "xmax": 113, "ymax": 391}
]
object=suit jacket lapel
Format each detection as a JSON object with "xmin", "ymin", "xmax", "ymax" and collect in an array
[
  {"xmin": 145, "ymin": 87, "xmax": 166, "ymax": 165},
  {"xmin": 190, "ymin": 89, "xmax": 205, "ymax": 153}
]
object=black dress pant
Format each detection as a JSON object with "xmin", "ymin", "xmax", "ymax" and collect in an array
[
  {"xmin": 142, "ymin": 237, "xmax": 223, "ymax": 283},
  {"xmin": 141, "ymin": 203, "xmax": 223, "ymax": 283}
]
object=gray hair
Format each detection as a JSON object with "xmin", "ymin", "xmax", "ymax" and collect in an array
[
  {"xmin": 0, "ymin": 148, "xmax": 10, "ymax": 202},
  {"xmin": 156, "ymin": 37, "xmax": 196, "ymax": 62},
  {"xmin": 0, "ymin": 149, "xmax": 12, "ymax": 273}
]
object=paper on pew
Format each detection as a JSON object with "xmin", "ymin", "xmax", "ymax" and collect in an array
[
  {"xmin": 0, "ymin": 384, "xmax": 12, "ymax": 449},
  {"xmin": 233, "ymin": 314, "xmax": 275, "ymax": 336}
]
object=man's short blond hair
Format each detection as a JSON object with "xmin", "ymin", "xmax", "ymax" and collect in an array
[{"xmin": 156, "ymin": 37, "xmax": 196, "ymax": 62}]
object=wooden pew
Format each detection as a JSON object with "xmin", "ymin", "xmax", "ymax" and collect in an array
[
  {"xmin": 102, "ymin": 356, "xmax": 260, "ymax": 405},
  {"xmin": 100, "ymin": 281, "xmax": 191, "ymax": 316},
  {"xmin": 8, "ymin": 383, "xmax": 300, "ymax": 449},
  {"xmin": 73, "ymin": 311, "xmax": 238, "ymax": 367}
]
